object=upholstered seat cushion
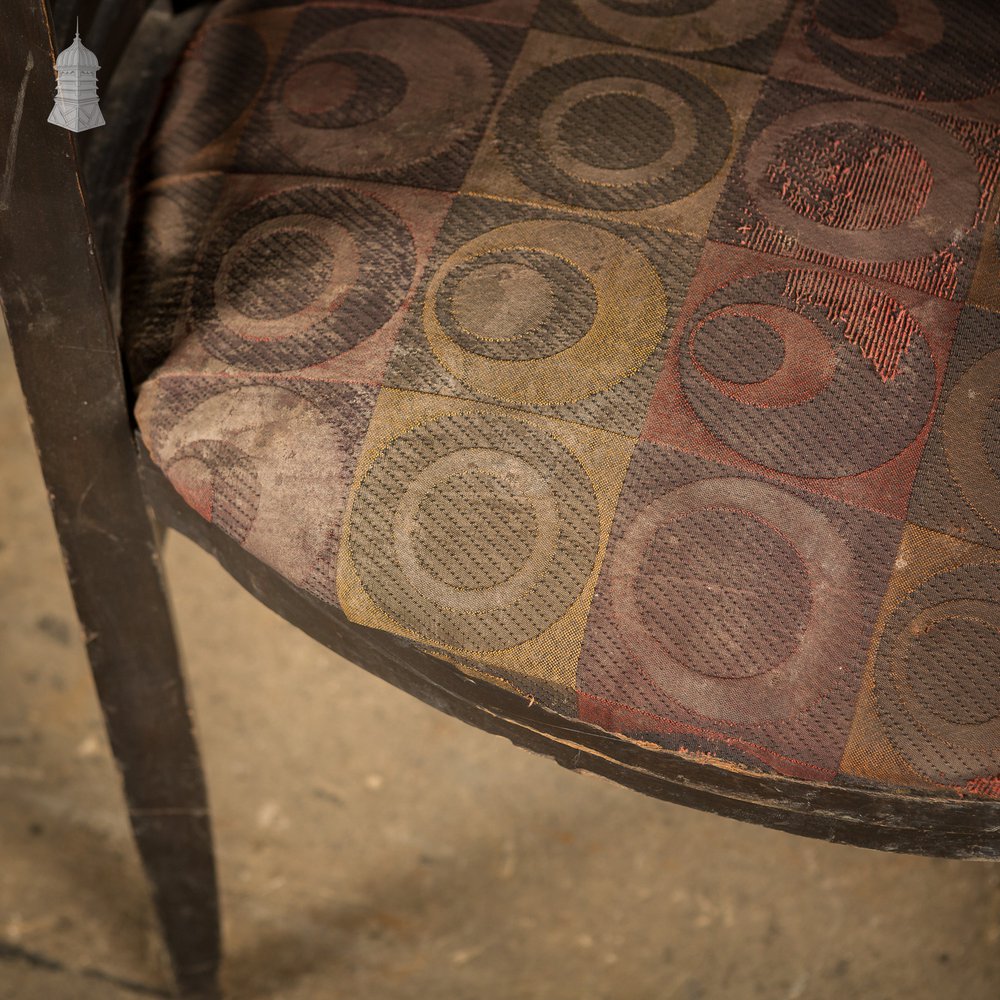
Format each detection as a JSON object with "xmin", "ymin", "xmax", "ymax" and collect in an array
[{"xmin": 127, "ymin": 0, "xmax": 1000, "ymax": 798}]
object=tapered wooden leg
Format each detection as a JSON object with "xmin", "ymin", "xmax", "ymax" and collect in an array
[
  {"xmin": 1, "ymin": 5, "xmax": 222, "ymax": 990},
  {"xmin": 5, "ymin": 412, "xmax": 223, "ymax": 995},
  {"xmin": 46, "ymin": 485, "xmax": 221, "ymax": 998},
  {"xmin": 33, "ymin": 462, "xmax": 221, "ymax": 997},
  {"xmin": 11, "ymin": 424, "xmax": 223, "ymax": 996},
  {"xmin": 4, "ymin": 285, "xmax": 222, "ymax": 1000},
  {"xmin": 81, "ymin": 531, "xmax": 222, "ymax": 999}
]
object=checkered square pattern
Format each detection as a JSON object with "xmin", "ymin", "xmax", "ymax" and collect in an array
[{"xmin": 127, "ymin": 0, "xmax": 1000, "ymax": 801}]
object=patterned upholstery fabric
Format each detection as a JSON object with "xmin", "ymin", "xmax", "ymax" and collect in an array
[{"xmin": 127, "ymin": 0, "xmax": 1000, "ymax": 799}]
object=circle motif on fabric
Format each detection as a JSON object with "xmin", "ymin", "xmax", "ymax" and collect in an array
[
  {"xmin": 496, "ymin": 54, "xmax": 732, "ymax": 210},
  {"xmin": 610, "ymin": 476, "xmax": 856, "ymax": 721},
  {"xmin": 875, "ymin": 563, "xmax": 1000, "ymax": 783},
  {"xmin": 423, "ymin": 219, "xmax": 666, "ymax": 404},
  {"xmin": 677, "ymin": 271, "xmax": 937, "ymax": 479},
  {"xmin": 743, "ymin": 101, "xmax": 980, "ymax": 263},
  {"xmin": 193, "ymin": 186, "xmax": 416, "ymax": 371},
  {"xmin": 349, "ymin": 412, "xmax": 601, "ymax": 651},
  {"xmin": 269, "ymin": 18, "xmax": 493, "ymax": 175},
  {"xmin": 807, "ymin": 0, "xmax": 1000, "ymax": 103}
]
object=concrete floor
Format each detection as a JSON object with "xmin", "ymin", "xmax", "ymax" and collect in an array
[{"xmin": 2, "ymin": 331, "xmax": 999, "ymax": 1000}]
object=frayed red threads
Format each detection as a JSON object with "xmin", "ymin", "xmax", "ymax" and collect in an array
[{"xmin": 783, "ymin": 270, "xmax": 918, "ymax": 382}]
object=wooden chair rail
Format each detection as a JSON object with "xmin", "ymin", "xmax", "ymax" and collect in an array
[{"xmin": 139, "ymin": 444, "xmax": 1000, "ymax": 862}]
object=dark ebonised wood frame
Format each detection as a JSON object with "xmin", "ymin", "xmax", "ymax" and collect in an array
[
  {"xmin": 2, "ymin": 2, "xmax": 999, "ymax": 997},
  {"xmin": 2, "ymin": 3, "xmax": 221, "ymax": 996}
]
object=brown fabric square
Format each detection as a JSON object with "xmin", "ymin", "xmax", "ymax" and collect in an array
[
  {"xmin": 337, "ymin": 388, "xmax": 636, "ymax": 691},
  {"xmin": 576, "ymin": 441, "xmax": 901, "ymax": 778},
  {"xmin": 383, "ymin": 194, "xmax": 702, "ymax": 436},
  {"xmin": 137, "ymin": 374, "xmax": 378, "ymax": 604},
  {"xmin": 230, "ymin": 7, "xmax": 526, "ymax": 190},
  {"xmin": 463, "ymin": 29, "xmax": 762, "ymax": 234},
  {"xmin": 142, "ymin": 8, "xmax": 286, "ymax": 178},
  {"xmin": 907, "ymin": 305, "xmax": 1000, "ymax": 550},
  {"xmin": 143, "ymin": 173, "xmax": 452, "ymax": 383},
  {"xmin": 840, "ymin": 523, "xmax": 1000, "ymax": 796},
  {"xmin": 532, "ymin": 0, "xmax": 791, "ymax": 73}
]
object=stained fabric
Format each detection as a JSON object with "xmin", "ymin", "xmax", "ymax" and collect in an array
[{"xmin": 126, "ymin": 0, "xmax": 1000, "ymax": 798}]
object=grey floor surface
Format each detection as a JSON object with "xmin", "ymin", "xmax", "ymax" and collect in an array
[{"xmin": 2, "ymin": 333, "xmax": 1000, "ymax": 1000}]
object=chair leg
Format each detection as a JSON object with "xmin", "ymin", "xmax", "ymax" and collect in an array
[
  {"xmin": 6, "ymin": 355, "xmax": 222, "ymax": 996},
  {"xmin": 8, "ymin": 379, "xmax": 222, "ymax": 995},
  {"xmin": 79, "ymin": 526, "xmax": 222, "ymax": 998},
  {"xmin": 0, "ymin": 11, "xmax": 222, "ymax": 984},
  {"xmin": 17, "ymin": 418, "xmax": 222, "ymax": 995}
]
